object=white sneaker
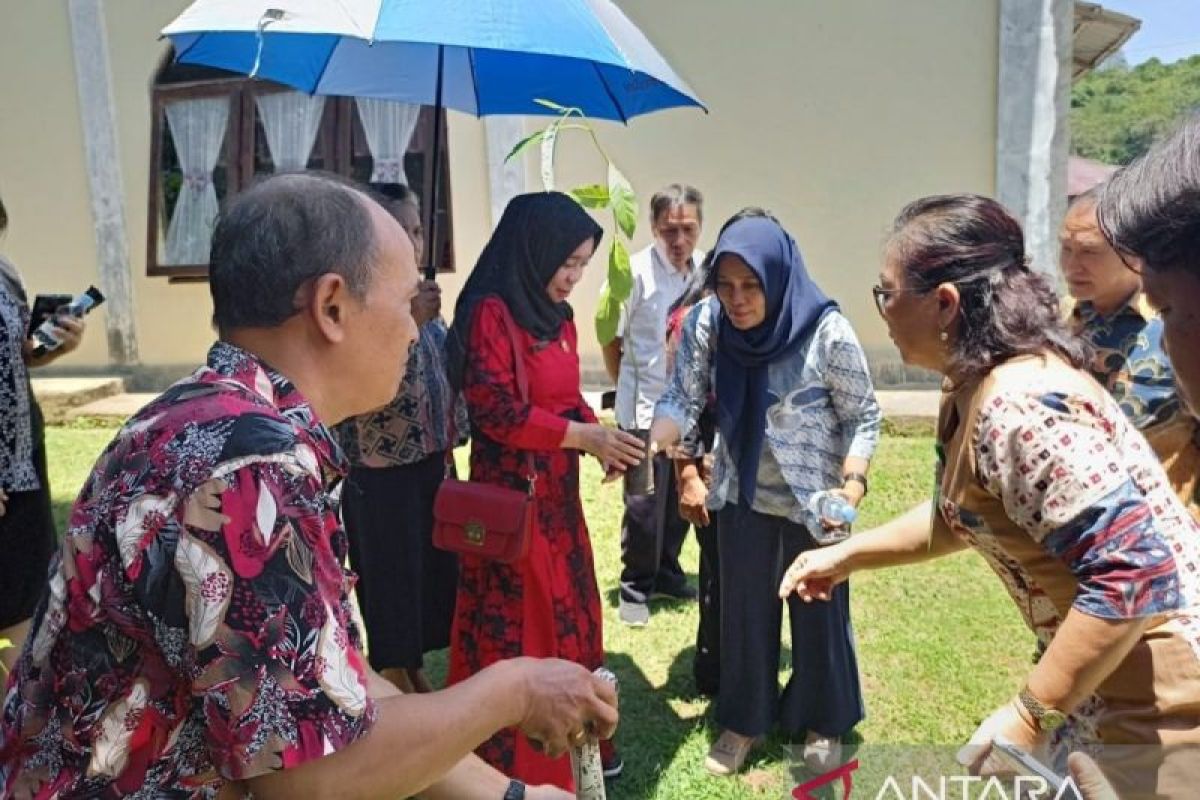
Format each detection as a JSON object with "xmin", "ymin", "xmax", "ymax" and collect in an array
[{"xmin": 800, "ymin": 732, "xmax": 842, "ymax": 772}]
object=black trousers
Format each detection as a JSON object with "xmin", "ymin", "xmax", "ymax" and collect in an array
[
  {"xmin": 342, "ymin": 453, "xmax": 458, "ymax": 671},
  {"xmin": 0, "ymin": 399, "xmax": 56, "ymax": 630},
  {"xmin": 715, "ymin": 502, "xmax": 864, "ymax": 739},
  {"xmin": 693, "ymin": 516, "xmax": 721, "ymax": 695},
  {"xmin": 618, "ymin": 445, "xmax": 690, "ymax": 604}
]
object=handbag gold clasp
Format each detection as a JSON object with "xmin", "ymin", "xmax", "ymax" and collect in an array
[{"xmin": 465, "ymin": 520, "xmax": 486, "ymax": 546}]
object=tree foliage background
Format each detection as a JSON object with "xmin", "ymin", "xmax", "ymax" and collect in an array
[{"xmin": 1071, "ymin": 54, "xmax": 1200, "ymax": 165}]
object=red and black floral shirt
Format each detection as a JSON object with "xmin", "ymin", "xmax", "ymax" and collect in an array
[{"xmin": 0, "ymin": 342, "xmax": 376, "ymax": 798}]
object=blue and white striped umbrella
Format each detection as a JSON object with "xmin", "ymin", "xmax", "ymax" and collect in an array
[{"xmin": 162, "ymin": 0, "xmax": 706, "ymax": 123}]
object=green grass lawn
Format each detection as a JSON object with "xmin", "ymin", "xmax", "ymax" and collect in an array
[{"xmin": 44, "ymin": 426, "xmax": 1033, "ymax": 798}]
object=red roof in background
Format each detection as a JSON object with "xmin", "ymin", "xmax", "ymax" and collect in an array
[{"xmin": 1068, "ymin": 154, "xmax": 1118, "ymax": 196}]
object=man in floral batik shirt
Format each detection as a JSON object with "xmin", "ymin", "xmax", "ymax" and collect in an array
[
  {"xmin": 0, "ymin": 174, "xmax": 616, "ymax": 800},
  {"xmin": 1061, "ymin": 188, "xmax": 1200, "ymax": 519}
]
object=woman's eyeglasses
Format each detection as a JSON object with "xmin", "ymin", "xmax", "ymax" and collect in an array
[{"xmin": 871, "ymin": 285, "xmax": 926, "ymax": 316}]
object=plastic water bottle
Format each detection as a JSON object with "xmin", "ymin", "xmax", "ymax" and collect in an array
[
  {"xmin": 570, "ymin": 667, "xmax": 618, "ymax": 800},
  {"xmin": 808, "ymin": 490, "xmax": 858, "ymax": 527}
]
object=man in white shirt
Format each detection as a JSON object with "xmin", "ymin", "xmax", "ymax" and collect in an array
[{"xmin": 602, "ymin": 184, "xmax": 704, "ymax": 626}]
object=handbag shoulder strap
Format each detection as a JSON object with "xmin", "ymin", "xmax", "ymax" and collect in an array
[
  {"xmin": 444, "ymin": 297, "xmax": 530, "ymax": 444},
  {"xmin": 491, "ymin": 301, "xmax": 538, "ymax": 492},
  {"xmin": 492, "ymin": 300, "xmax": 530, "ymax": 404}
]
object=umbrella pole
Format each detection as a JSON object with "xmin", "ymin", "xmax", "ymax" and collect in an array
[{"xmin": 425, "ymin": 45, "xmax": 445, "ymax": 282}]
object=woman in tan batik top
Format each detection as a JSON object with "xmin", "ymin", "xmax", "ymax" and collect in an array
[{"xmin": 781, "ymin": 194, "xmax": 1200, "ymax": 799}]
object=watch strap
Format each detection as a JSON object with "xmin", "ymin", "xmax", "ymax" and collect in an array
[
  {"xmin": 1018, "ymin": 687, "xmax": 1065, "ymax": 730},
  {"xmin": 842, "ymin": 471, "xmax": 869, "ymax": 495},
  {"xmin": 503, "ymin": 779, "xmax": 526, "ymax": 800}
]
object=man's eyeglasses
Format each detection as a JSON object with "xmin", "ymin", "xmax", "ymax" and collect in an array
[{"xmin": 871, "ymin": 285, "xmax": 926, "ymax": 316}]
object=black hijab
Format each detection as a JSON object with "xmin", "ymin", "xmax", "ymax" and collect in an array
[{"xmin": 447, "ymin": 192, "xmax": 603, "ymax": 390}]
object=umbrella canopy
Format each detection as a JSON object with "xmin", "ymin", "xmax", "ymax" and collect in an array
[{"xmin": 162, "ymin": 0, "xmax": 706, "ymax": 122}]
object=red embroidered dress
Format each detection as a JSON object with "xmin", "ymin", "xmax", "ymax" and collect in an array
[
  {"xmin": 0, "ymin": 343, "xmax": 375, "ymax": 798},
  {"xmin": 448, "ymin": 297, "xmax": 604, "ymax": 789}
]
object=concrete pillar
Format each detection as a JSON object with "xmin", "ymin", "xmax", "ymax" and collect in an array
[
  {"xmin": 67, "ymin": 0, "xmax": 139, "ymax": 366},
  {"xmin": 995, "ymin": 0, "xmax": 1073, "ymax": 283}
]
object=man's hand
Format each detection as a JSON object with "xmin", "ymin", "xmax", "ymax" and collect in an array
[
  {"xmin": 601, "ymin": 337, "xmax": 623, "ymax": 385},
  {"xmin": 411, "ymin": 281, "xmax": 442, "ymax": 326},
  {"xmin": 1067, "ymin": 752, "xmax": 1119, "ymax": 800},
  {"xmin": 513, "ymin": 658, "xmax": 619, "ymax": 759},
  {"xmin": 678, "ymin": 472, "xmax": 709, "ymax": 527},
  {"xmin": 526, "ymin": 786, "xmax": 575, "ymax": 800}
]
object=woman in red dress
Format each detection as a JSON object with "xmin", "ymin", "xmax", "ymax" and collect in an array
[{"xmin": 445, "ymin": 192, "xmax": 645, "ymax": 789}]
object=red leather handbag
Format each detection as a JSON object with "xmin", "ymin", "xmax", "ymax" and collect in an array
[{"xmin": 432, "ymin": 302, "xmax": 536, "ymax": 564}]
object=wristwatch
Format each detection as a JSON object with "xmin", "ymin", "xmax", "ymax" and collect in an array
[
  {"xmin": 842, "ymin": 471, "xmax": 869, "ymax": 496},
  {"xmin": 503, "ymin": 779, "xmax": 527, "ymax": 800},
  {"xmin": 1017, "ymin": 687, "xmax": 1067, "ymax": 732}
]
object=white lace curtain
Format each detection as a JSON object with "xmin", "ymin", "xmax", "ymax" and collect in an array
[
  {"xmin": 255, "ymin": 91, "xmax": 326, "ymax": 172},
  {"xmin": 164, "ymin": 96, "xmax": 229, "ymax": 265},
  {"xmin": 355, "ymin": 98, "xmax": 421, "ymax": 184}
]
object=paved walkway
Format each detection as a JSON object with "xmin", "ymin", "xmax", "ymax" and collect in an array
[
  {"xmin": 59, "ymin": 387, "xmax": 943, "ymax": 426},
  {"xmin": 67, "ymin": 392, "xmax": 159, "ymax": 422},
  {"xmin": 875, "ymin": 390, "xmax": 940, "ymax": 420},
  {"xmin": 32, "ymin": 377, "xmax": 125, "ymax": 423},
  {"xmin": 583, "ymin": 389, "xmax": 939, "ymax": 423}
]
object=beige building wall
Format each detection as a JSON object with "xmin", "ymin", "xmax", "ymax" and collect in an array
[
  {"xmin": 0, "ymin": 0, "xmax": 997, "ymax": 386},
  {"xmin": 0, "ymin": 0, "xmax": 110, "ymax": 372},
  {"xmin": 444, "ymin": 0, "xmax": 999, "ymax": 384},
  {"xmin": 1, "ymin": 0, "xmax": 212, "ymax": 380}
]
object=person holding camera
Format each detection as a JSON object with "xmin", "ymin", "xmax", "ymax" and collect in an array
[{"xmin": 0, "ymin": 192, "xmax": 87, "ymax": 673}]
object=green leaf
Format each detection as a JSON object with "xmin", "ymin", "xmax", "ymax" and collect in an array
[
  {"xmin": 504, "ymin": 129, "xmax": 546, "ymax": 164},
  {"xmin": 540, "ymin": 117, "xmax": 563, "ymax": 191},
  {"xmin": 608, "ymin": 162, "xmax": 638, "ymax": 240},
  {"xmin": 570, "ymin": 184, "xmax": 610, "ymax": 209},
  {"xmin": 595, "ymin": 240, "xmax": 632, "ymax": 345},
  {"xmin": 533, "ymin": 98, "xmax": 571, "ymax": 113},
  {"xmin": 607, "ymin": 239, "xmax": 633, "ymax": 300},
  {"xmin": 594, "ymin": 285, "xmax": 623, "ymax": 345}
]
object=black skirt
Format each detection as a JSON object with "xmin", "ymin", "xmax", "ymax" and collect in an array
[
  {"xmin": 342, "ymin": 452, "xmax": 459, "ymax": 670},
  {"xmin": 0, "ymin": 399, "xmax": 56, "ymax": 630}
]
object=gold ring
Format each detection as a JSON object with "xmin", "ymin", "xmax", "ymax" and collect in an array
[{"xmin": 570, "ymin": 728, "xmax": 588, "ymax": 746}]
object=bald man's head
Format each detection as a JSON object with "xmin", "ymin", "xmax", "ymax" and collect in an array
[{"xmin": 208, "ymin": 172, "xmax": 380, "ymax": 332}]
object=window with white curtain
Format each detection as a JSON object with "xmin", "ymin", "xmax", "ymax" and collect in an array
[
  {"xmin": 355, "ymin": 98, "xmax": 422, "ymax": 185},
  {"xmin": 162, "ymin": 96, "xmax": 229, "ymax": 266},
  {"xmin": 148, "ymin": 53, "xmax": 456, "ymax": 278},
  {"xmin": 254, "ymin": 91, "xmax": 326, "ymax": 173}
]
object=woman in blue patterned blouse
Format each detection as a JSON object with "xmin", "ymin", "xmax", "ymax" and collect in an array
[{"xmin": 650, "ymin": 214, "xmax": 882, "ymax": 777}]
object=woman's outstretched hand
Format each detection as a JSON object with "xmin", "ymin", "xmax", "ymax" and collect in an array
[
  {"xmin": 778, "ymin": 542, "xmax": 854, "ymax": 601},
  {"xmin": 567, "ymin": 423, "xmax": 644, "ymax": 469}
]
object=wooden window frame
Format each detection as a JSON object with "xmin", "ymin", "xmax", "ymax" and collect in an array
[{"xmin": 147, "ymin": 71, "xmax": 454, "ymax": 281}]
